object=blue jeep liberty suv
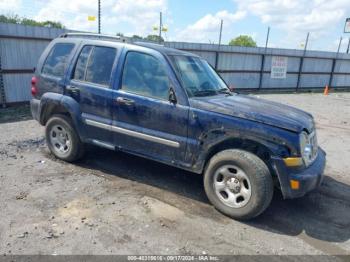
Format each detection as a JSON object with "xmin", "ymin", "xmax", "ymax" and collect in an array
[{"xmin": 30, "ymin": 33, "xmax": 326, "ymax": 220}]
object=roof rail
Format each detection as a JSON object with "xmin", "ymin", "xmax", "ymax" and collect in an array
[{"xmin": 59, "ymin": 32, "xmax": 128, "ymax": 42}]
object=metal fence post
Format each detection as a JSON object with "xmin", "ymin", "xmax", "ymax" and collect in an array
[
  {"xmin": 329, "ymin": 37, "xmax": 342, "ymax": 89},
  {"xmin": 296, "ymin": 57, "xmax": 303, "ymax": 91},
  {"xmin": 329, "ymin": 58, "xmax": 336, "ymax": 88},
  {"xmin": 258, "ymin": 54, "xmax": 265, "ymax": 90},
  {"xmin": 0, "ymin": 53, "xmax": 6, "ymax": 107},
  {"xmin": 214, "ymin": 51, "xmax": 219, "ymax": 70}
]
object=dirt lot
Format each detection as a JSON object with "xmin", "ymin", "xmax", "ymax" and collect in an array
[{"xmin": 0, "ymin": 93, "xmax": 349, "ymax": 257}]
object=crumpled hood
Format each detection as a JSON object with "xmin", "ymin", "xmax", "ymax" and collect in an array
[{"xmin": 190, "ymin": 94, "xmax": 314, "ymax": 133}]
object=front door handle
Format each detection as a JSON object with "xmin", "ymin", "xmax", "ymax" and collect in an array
[
  {"xmin": 116, "ymin": 97, "xmax": 134, "ymax": 106},
  {"xmin": 66, "ymin": 85, "xmax": 80, "ymax": 95}
]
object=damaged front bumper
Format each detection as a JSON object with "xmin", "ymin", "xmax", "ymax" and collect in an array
[{"xmin": 271, "ymin": 147, "xmax": 326, "ymax": 199}]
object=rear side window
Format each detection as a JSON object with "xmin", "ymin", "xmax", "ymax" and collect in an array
[
  {"xmin": 73, "ymin": 46, "xmax": 116, "ymax": 86},
  {"xmin": 42, "ymin": 43, "xmax": 74, "ymax": 77}
]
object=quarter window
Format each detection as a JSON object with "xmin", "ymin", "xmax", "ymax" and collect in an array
[
  {"xmin": 42, "ymin": 43, "xmax": 74, "ymax": 77},
  {"xmin": 121, "ymin": 52, "xmax": 169, "ymax": 100}
]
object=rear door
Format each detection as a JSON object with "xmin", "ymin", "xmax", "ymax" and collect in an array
[{"xmin": 65, "ymin": 44, "xmax": 118, "ymax": 146}]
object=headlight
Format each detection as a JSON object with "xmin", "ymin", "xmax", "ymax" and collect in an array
[{"xmin": 299, "ymin": 131, "xmax": 317, "ymax": 167}]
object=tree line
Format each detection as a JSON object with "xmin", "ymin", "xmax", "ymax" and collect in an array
[
  {"xmin": 1, "ymin": 14, "xmax": 257, "ymax": 47},
  {"xmin": 0, "ymin": 14, "xmax": 64, "ymax": 29}
]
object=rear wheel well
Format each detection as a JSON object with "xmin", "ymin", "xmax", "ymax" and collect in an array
[{"xmin": 41, "ymin": 104, "xmax": 71, "ymax": 125}]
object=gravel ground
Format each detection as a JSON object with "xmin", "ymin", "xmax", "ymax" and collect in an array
[{"xmin": 0, "ymin": 93, "xmax": 349, "ymax": 258}]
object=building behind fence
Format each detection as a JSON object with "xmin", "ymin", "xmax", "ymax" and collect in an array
[{"xmin": 1, "ymin": 22, "xmax": 350, "ymax": 104}]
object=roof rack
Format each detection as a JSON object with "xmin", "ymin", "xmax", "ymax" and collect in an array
[{"xmin": 59, "ymin": 32, "xmax": 128, "ymax": 42}]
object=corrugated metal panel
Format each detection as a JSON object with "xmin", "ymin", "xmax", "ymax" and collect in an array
[
  {"xmin": 166, "ymin": 41, "xmax": 350, "ymax": 90},
  {"xmin": 302, "ymin": 58, "xmax": 333, "ymax": 73},
  {"xmin": 300, "ymin": 75, "xmax": 330, "ymax": 88},
  {"xmin": 262, "ymin": 74, "xmax": 298, "ymax": 89},
  {"xmin": 0, "ymin": 23, "xmax": 66, "ymax": 38},
  {"xmin": 1, "ymin": 26, "xmax": 350, "ymax": 104},
  {"xmin": 221, "ymin": 73, "xmax": 260, "ymax": 89},
  {"xmin": 332, "ymin": 75, "xmax": 350, "ymax": 87},
  {"xmin": 1, "ymin": 39, "xmax": 49, "ymax": 69},
  {"xmin": 3, "ymin": 74, "xmax": 32, "ymax": 102},
  {"xmin": 186, "ymin": 50, "xmax": 216, "ymax": 66},
  {"xmin": 0, "ymin": 23, "xmax": 69, "ymax": 103},
  {"xmin": 218, "ymin": 53, "xmax": 262, "ymax": 71},
  {"xmin": 334, "ymin": 59, "xmax": 350, "ymax": 73}
]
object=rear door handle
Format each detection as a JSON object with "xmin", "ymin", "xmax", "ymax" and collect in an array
[
  {"xmin": 116, "ymin": 97, "xmax": 134, "ymax": 106},
  {"xmin": 66, "ymin": 85, "xmax": 80, "ymax": 95}
]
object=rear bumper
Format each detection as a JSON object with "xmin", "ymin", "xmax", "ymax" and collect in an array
[
  {"xmin": 30, "ymin": 98, "xmax": 41, "ymax": 122},
  {"xmin": 271, "ymin": 147, "xmax": 326, "ymax": 199}
]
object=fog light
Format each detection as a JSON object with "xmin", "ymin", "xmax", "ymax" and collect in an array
[
  {"xmin": 290, "ymin": 180, "xmax": 300, "ymax": 190},
  {"xmin": 283, "ymin": 157, "xmax": 303, "ymax": 167}
]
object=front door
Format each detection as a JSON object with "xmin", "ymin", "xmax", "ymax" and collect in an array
[{"xmin": 113, "ymin": 50, "xmax": 189, "ymax": 164}]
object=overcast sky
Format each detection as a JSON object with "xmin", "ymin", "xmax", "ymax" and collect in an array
[{"xmin": 1, "ymin": 0, "xmax": 350, "ymax": 52}]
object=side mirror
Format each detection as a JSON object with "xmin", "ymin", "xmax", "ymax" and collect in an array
[{"xmin": 169, "ymin": 87, "xmax": 177, "ymax": 104}]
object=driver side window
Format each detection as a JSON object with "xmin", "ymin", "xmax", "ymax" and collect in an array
[{"xmin": 121, "ymin": 51, "xmax": 169, "ymax": 100}]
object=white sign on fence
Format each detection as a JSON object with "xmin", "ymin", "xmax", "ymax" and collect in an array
[{"xmin": 271, "ymin": 56, "xmax": 288, "ymax": 79}]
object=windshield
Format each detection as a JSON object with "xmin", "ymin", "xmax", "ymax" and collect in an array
[{"xmin": 170, "ymin": 55, "xmax": 230, "ymax": 97}]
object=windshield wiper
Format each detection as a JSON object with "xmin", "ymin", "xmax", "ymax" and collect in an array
[
  {"xmin": 217, "ymin": 88, "xmax": 232, "ymax": 95},
  {"xmin": 192, "ymin": 90, "xmax": 218, "ymax": 97}
]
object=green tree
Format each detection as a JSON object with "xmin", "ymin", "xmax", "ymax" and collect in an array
[
  {"xmin": 145, "ymin": 34, "xmax": 164, "ymax": 43},
  {"xmin": 0, "ymin": 14, "xmax": 64, "ymax": 29},
  {"xmin": 41, "ymin": 21, "xmax": 64, "ymax": 28},
  {"xmin": 132, "ymin": 34, "xmax": 144, "ymax": 40},
  {"xmin": 0, "ymin": 14, "xmax": 21, "ymax": 24},
  {"xmin": 229, "ymin": 35, "xmax": 257, "ymax": 47},
  {"xmin": 116, "ymin": 32, "xmax": 124, "ymax": 37}
]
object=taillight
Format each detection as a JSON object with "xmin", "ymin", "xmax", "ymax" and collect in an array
[{"xmin": 31, "ymin": 76, "xmax": 38, "ymax": 96}]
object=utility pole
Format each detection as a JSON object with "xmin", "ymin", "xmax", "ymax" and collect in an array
[
  {"xmin": 265, "ymin": 26, "xmax": 270, "ymax": 49},
  {"xmin": 296, "ymin": 32, "xmax": 309, "ymax": 91},
  {"xmin": 159, "ymin": 12, "xmax": 162, "ymax": 44},
  {"xmin": 337, "ymin": 36, "xmax": 343, "ymax": 53},
  {"xmin": 258, "ymin": 26, "xmax": 270, "ymax": 90},
  {"xmin": 98, "ymin": 0, "xmax": 101, "ymax": 34},
  {"xmin": 218, "ymin": 19, "xmax": 223, "ymax": 47},
  {"xmin": 304, "ymin": 32, "xmax": 310, "ymax": 51}
]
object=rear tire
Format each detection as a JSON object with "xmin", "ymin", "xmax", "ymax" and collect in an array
[
  {"xmin": 204, "ymin": 149, "xmax": 273, "ymax": 220},
  {"xmin": 45, "ymin": 114, "xmax": 85, "ymax": 162}
]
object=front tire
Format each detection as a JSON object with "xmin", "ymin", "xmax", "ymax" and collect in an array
[
  {"xmin": 204, "ymin": 149, "xmax": 273, "ymax": 220},
  {"xmin": 45, "ymin": 114, "xmax": 84, "ymax": 162}
]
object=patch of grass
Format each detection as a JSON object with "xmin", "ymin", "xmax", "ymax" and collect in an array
[{"xmin": 0, "ymin": 104, "xmax": 32, "ymax": 123}]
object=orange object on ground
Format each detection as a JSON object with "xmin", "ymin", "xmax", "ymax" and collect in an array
[{"xmin": 323, "ymin": 85, "xmax": 329, "ymax": 95}]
